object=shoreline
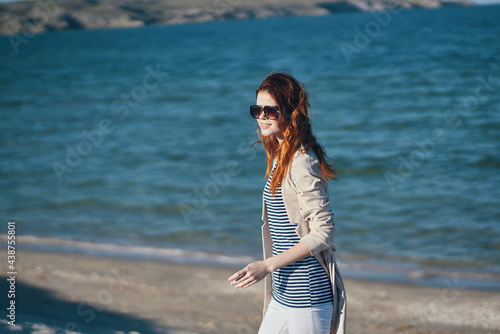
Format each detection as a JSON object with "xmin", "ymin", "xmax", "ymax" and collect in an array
[
  {"xmin": 3, "ymin": 235, "xmax": 500, "ymax": 291},
  {"xmin": 1, "ymin": 250, "xmax": 499, "ymax": 333},
  {"xmin": 0, "ymin": 0, "xmax": 476, "ymax": 36}
]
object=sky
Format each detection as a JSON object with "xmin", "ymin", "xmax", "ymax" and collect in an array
[{"xmin": 0, "ymin": 0, "xmax": 499, "ymax": 3}]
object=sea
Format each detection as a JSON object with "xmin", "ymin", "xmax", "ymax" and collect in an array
[{"xmin": 1, "ymin": 4, "xmax": 499, "ymax": 290}]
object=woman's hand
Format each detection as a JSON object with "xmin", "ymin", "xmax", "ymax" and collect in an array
[
  {"xmin": 228, "ymin": 242, "xmax": 311, "ymax": 289},
  {"xmin": 228, "ymin": 261, "xmax": 272, "ymax": 289}
]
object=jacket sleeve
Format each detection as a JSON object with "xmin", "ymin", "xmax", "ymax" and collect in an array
[{"xmin": 291, "ymin": 152, "xmax": 335, "ymax": 255}]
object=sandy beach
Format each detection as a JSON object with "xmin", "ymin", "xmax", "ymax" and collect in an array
[{"xmin": 0, "ymin": 250, "xmax": 498, "ymax": 334}]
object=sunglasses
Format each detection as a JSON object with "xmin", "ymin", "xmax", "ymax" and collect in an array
[{"xmin": 249, "ymin": 105, "xmax": 280, "ymax": 120}]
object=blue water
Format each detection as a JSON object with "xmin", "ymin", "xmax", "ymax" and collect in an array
[{"xmin": 1, "ymin": 5, "xmax": 500, "ymax": 288}]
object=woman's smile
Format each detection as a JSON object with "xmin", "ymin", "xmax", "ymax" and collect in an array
[{"xmin": 259, "ymin": 122, "xmax": 272, "ymax": 129}]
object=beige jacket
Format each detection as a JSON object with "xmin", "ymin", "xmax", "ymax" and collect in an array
[{"xmin": 261, "ymin": 150, "xmax": 347, "ymax": 334}]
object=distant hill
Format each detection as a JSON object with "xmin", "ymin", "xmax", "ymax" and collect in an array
[{"xmin": 0, "ymin": 0, "xmax": 475, "ymax": 36}]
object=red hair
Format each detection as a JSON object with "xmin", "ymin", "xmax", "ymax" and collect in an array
[{"xmin": 255, "ymin": 71, "xmax": 337, "ymax": 195}]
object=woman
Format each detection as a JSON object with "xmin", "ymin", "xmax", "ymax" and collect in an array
[{"xmin": 228, "ymin": 71, "xmax": 347, "ymax": 334}]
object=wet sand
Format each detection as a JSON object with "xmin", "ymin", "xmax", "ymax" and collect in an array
[{"xmin": 1, "ymin": 250, "xmax": 498, "ymax": 334}]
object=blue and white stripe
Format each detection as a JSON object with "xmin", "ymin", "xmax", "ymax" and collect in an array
[{"xmin": 264, "ymin": 170, "xmax": 333, "ymax": 308}]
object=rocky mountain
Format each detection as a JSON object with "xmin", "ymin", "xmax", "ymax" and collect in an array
[{"xmin": 0, "ymin": 0, "xmax": 475, "ymax": 36}]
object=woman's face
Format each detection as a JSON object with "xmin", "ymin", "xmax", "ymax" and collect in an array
[{"xmin": 256, "ymin": 91, "xmax": 284, "ymax": 142}]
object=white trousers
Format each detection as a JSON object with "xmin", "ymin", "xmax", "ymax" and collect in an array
[{"xmin": 258, "ymin": 298, "xmax": 333, "ymax": 334}]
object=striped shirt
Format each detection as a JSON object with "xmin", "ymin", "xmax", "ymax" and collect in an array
[{"xmin": 264, "ymin": 169, "xmax": 333, "ymax": 308}]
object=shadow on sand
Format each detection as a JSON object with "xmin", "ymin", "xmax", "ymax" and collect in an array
[{"xmin": 0, "ymin": 277, "xmax": 173, "ymax": 333}]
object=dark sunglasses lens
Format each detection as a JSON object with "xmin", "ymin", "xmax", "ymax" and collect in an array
[
  {"xmin": 249, "ymin": 105, "xmax": 261, "ymax": 118},
  {"xmin": 264, "ymin": 106, "xmax": 278, "ymax": 120}
]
